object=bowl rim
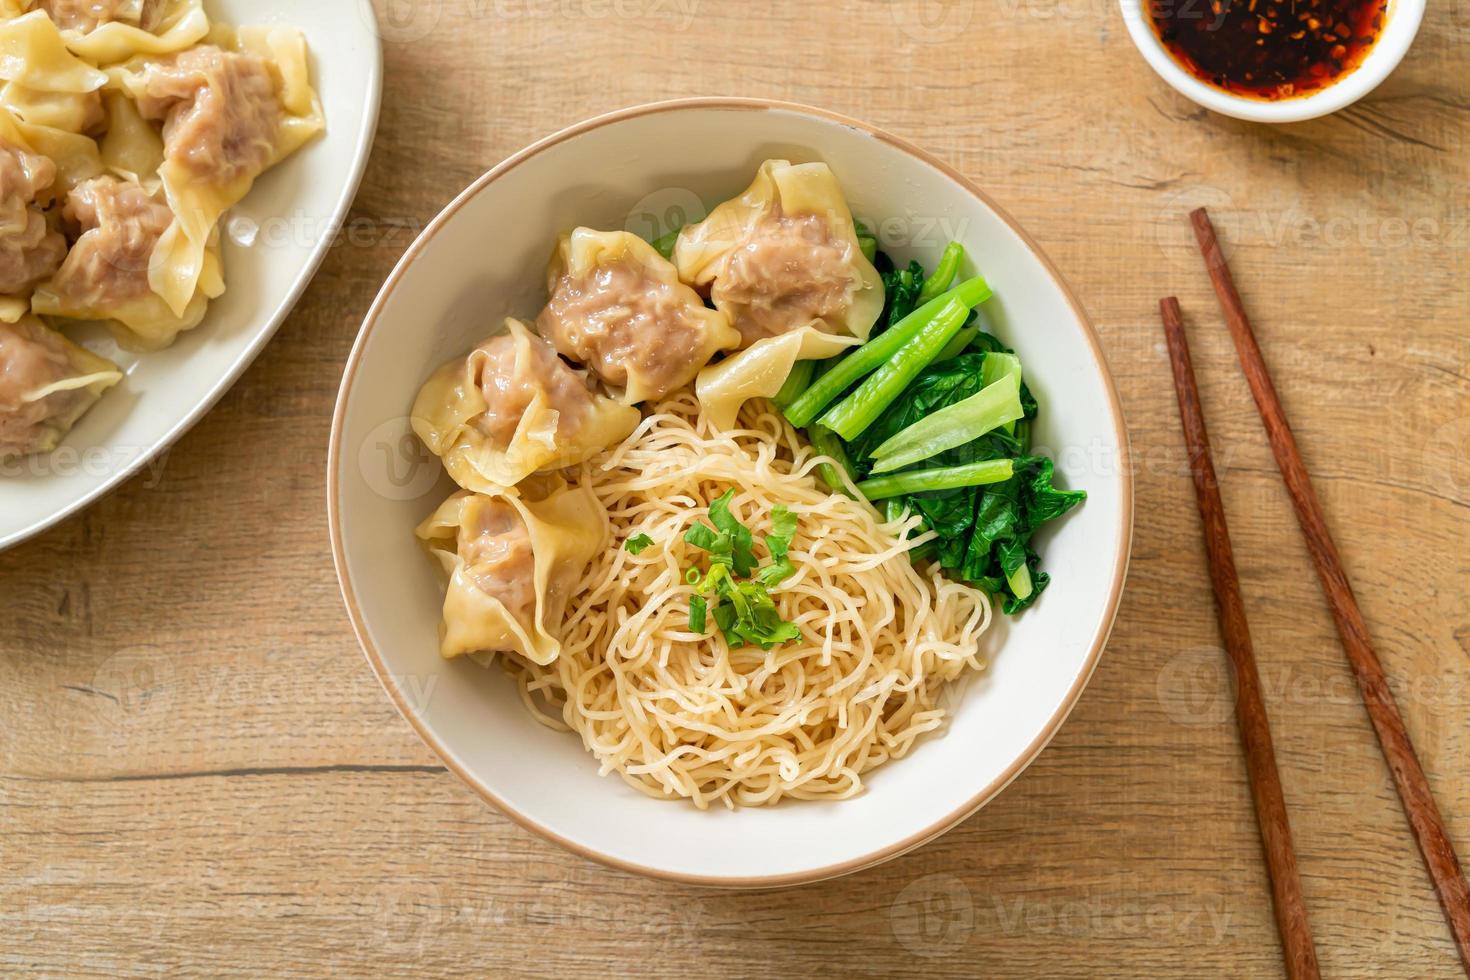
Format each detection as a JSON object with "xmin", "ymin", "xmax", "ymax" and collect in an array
[
  {"xmin": 326, "ymin": 96, "xmax": 1136, "ymax": 888},
  {"xmin": 1118, "ymin": 0, "xmax": 1426, "ymax": 124}
]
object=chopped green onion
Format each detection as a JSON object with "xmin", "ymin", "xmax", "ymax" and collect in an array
[
  {"xmin": 684, "ymin": 522, "xmax": 725, "ymax": 554},
  {"xmin": 623, "ymin": 533, "xmax": 655, "ymax": 555},
  {"xmin": 916, "ymin": 242, "xmax": 965, "ymax": 305},
  {"xmin": 855, "ymin": 459, "xmax": 1016, "ymax": 500},
  {"xmin": 868, "ymin": 373, "xmax": 1024, "ymax": 474},
  {"xmin": 766, "ymin": 505, "xmax": 797, "ymax": 559},
  {"xmin": 683, "ymin": 491, "xmax": 802, "ymax": 650},
  {"xmin": 707, "ymin": 489, "xmax": 755, "ymax": 576},
  {"xmin": 818, "ymin": 297, "xmax": 970, "ymax": 440},
  {"xmin": 782, "ymin": 276, "xmax": 993, "ymax": 428}
]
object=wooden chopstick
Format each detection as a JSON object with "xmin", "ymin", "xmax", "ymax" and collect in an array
[
  {"xmin": 1190, "ymin": 207, "xmax": 1470, "ymax": 974},
  {"xmin": 1159, "ymin": 297, "xmax": 1321, "ymax": 980}
]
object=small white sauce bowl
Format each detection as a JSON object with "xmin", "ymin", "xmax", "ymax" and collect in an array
[{"xmin": 1120, "ymin": 0, "xmax": 1426, "ymax": 123}]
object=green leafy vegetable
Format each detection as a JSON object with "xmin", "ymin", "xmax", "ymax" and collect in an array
[
  {"xmin": 879, "ymin": 259, "xmax": 925, "ymax": 332},
  {"xmin": 855, "ymin": 459, "xmax": 1015, "ymax": 500},
  {"xmin": 854, "ymin": 220, "xmax": 878, "ymax": 264},
  {"xmin": 916, "ymin": 242, "xmax": 965, "ymax": 305},
  {"xmin": 755, "ymin": 505, "xmax": 798, "ymax": 587},
  {"xmin": 781, "ymin": 276, "xmax": 993, "ymax": 428},
  {"xmin": 766, "ymin": 505, "xmax": 797, "ymax": 557},
  {"xmin": 817, "ymin": 301, "xmax": 1085, "ymax": 613},
  {"xmin": 935, "ymin": 324, "xmax": 981, "ymax": 363},
  {"xmin": 650, "ymin": 228, "xmax": 679, "ymax": 260},
  {"xmin": 684, "ymin": 521, "xmax": 727, "ymax": 559},
  {"xmin": 867, "ymin": 372, "xmax": 1024, "ymax": 474},
  {"xmin": 808, "ymin": 424, "xmax": 856, "ymax": 497},
  {"xmin": 623, "ymin": 533, "xmax": 655, "ymax": 555},
  {"xmin": 818, "ymin": 296, "xmax": 971, "ymax": 439},
  {"xmin": 773, "ymin": 358, "xmax": 815, "ymax": 412}
]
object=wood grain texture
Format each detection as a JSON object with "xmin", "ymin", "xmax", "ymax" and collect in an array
[
  {"xmin": 2, "ymin": 0, "xmax": 1469, "ymax": 976},
  {"xmin": 1190, "ymin": 208, "xmax": 1470, "ymax": 973},
  {"xmin": 1160, "ymin": 295, "xmax": 1320, "ymax": 979}
]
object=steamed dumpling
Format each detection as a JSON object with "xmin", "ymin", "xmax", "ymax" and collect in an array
[
  {"xmin": 0, "ymin": 134, "xmax": 65, "ymax": 300},
  {"xmin": 130, "ymin": 43, "xmax": 279, "ymax": 186},
  {"xmin": 32, "ymin": 173, "xmax": 223, "ymax": 349},
  {"xmin": 16, "ymin": 1, "xmax": 209, "ymax": 65},
  {"xmin": 0, "ymin": 313, "xmax": 120, "ymax": 457},
  {"xmin": 673, "ymin": 159, "xmax": 883, "ymax": 347},
  {"xmin": 537, "ymin": 228, "xmax": 740, "ymax": 404},
  {"xmin": 0, "ymin": 11, "xmax": 109, "ymax": 147},
  {"xmin": 108, "ymin": 24, "xmax": 323, "ymax": 317},
  {"xmin": 412, "ymin": 317, "xmax": 640, "ymax": 492},
  {"xmin": 416, "ymin": 479, "xmax": 608, "ymax": 665},
  {"xmin": 30, "ymin": 0, "xmax": 166, "ymax": 34}
]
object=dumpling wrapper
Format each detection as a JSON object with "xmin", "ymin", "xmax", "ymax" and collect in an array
[
  {"xmin": 539, "ymin": 228, "xmax": 740, "ymax": 404},
  {"xmin": 0, "ymin": 11, "xmax": 108, "ymax": 93},
  {"xmin": 97, "ymin": 88, "xmax": 161, "ymax": 177},
  {"xmin": 412, "ymin": 317, "xmax": 641, "ymax": 492},
  {"xmin": 15, "ymin": 0, "xmax": 212, "ymax": 65},
  {"xmin": 0, "ymin": 102, "xmax": 91, "ymax": 319},
  {"xmin": 108, "ymin": 22, "xmax": 323, "ymax": 318},
  {"xmin": 673, "ymin": 159, "xmax": 883, "ymax": 347},
  {"xmin": 0, "ymin": 96, "xmax": 100, "ymax": 195},
  {"xmin": 0, "ymin": 10, "xmax": 104, "ymax": 135},
  {"xmin": 0, "ymin": 12, "xmax": 106, "ymax": 187},
  {"xmin": 416, "ymin": 480, "xmax": 608, "ymax": 666},
  {"xmin": 31, "ymin": 172, "xmax": 224, "ymax": 350},
  {"xmin": 0, "ymin": 313, "xmax": 120, "ymax": 457},
  {"xmin": 695, "ymin": 325, "xmax": 858, "ymax": 431}
]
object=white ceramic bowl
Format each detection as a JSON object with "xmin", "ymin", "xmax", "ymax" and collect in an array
[
  {"xmin": 329, "ymin": 99, "xmax": 1134, "ymax": 887},
  {"xmin": 1120, "ymin": 0, "xmax": 1425, "ymax": 123},
  {"xmin": 0, "ymin": 0, "xmax": 382, "ymax": 551}
]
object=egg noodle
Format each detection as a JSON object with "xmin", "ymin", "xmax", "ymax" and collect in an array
[{"xmin": 504, "ymin": 392, "xmax": 993, "ymax": 809}]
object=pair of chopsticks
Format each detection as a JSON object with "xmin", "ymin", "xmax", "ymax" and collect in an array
[{"xmin": 1162, "ymin": 208, "xmax": 1470, "ymax": 979}]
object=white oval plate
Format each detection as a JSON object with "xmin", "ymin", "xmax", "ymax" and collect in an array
[
  {"xmin": 331, "ymin": 100, "xmax": 1134, "ymax": 887},
  {"xmin": 0, "ymin": 0, "xmax": 383, "ymax": 551}
]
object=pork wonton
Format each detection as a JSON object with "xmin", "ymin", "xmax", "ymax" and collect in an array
[
  {"xmin": 108, "ymin": 23, "xmax": 322, "ymax": 319},
  {"xmin": 538, "ymin": 228, "xmax": 739, "ymax": 404},
  {"xmin": 416, "ymin": 479, "xmax": 608, "ymax": 665},
  {"xmin": 673, "ymin": 159, "xmax": 883, "ymax": 347},
  {"xmin": 0, "ymin": 313, "xmax": 119, "ymax": 456},
  {"xmin": 32, "ymin": 172, "xmax": 222, "ymax": 349},
  {"xmin": 412, "ymin": 317, "xmax": 640, "ymax": 492}
]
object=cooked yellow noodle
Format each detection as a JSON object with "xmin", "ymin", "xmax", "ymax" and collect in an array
[{"xmin": 504, "ymin": 392, "xmax": 991, "ymax": 809}]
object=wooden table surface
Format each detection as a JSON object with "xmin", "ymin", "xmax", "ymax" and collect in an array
[{"xmin": 4, "ymin": 1, "xmax": 1469, "ymax": 976}]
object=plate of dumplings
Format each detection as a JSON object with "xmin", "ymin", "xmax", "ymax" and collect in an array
[{"xmin": 0, "ymin": 0, "xmax": 382, "ymax": 549}]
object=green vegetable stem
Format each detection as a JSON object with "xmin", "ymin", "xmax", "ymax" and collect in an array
[
  {"xmin": 772, "ymin": 358, "xmax": 815, "ymax": 412},
  {"xmin": 855, "ymin": 459, "xmax": 1016, "ymax": 500},
  {"xmin": 781, "ymin": 275, "xmax": 993, "ymax": 429},
  {"xmin": 916, "ymin": 242, "xmax": 965, "ymax": 305},
  {"xmin": 818, "ymin": 296, "xmax": 971, "ymax": 440}
]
